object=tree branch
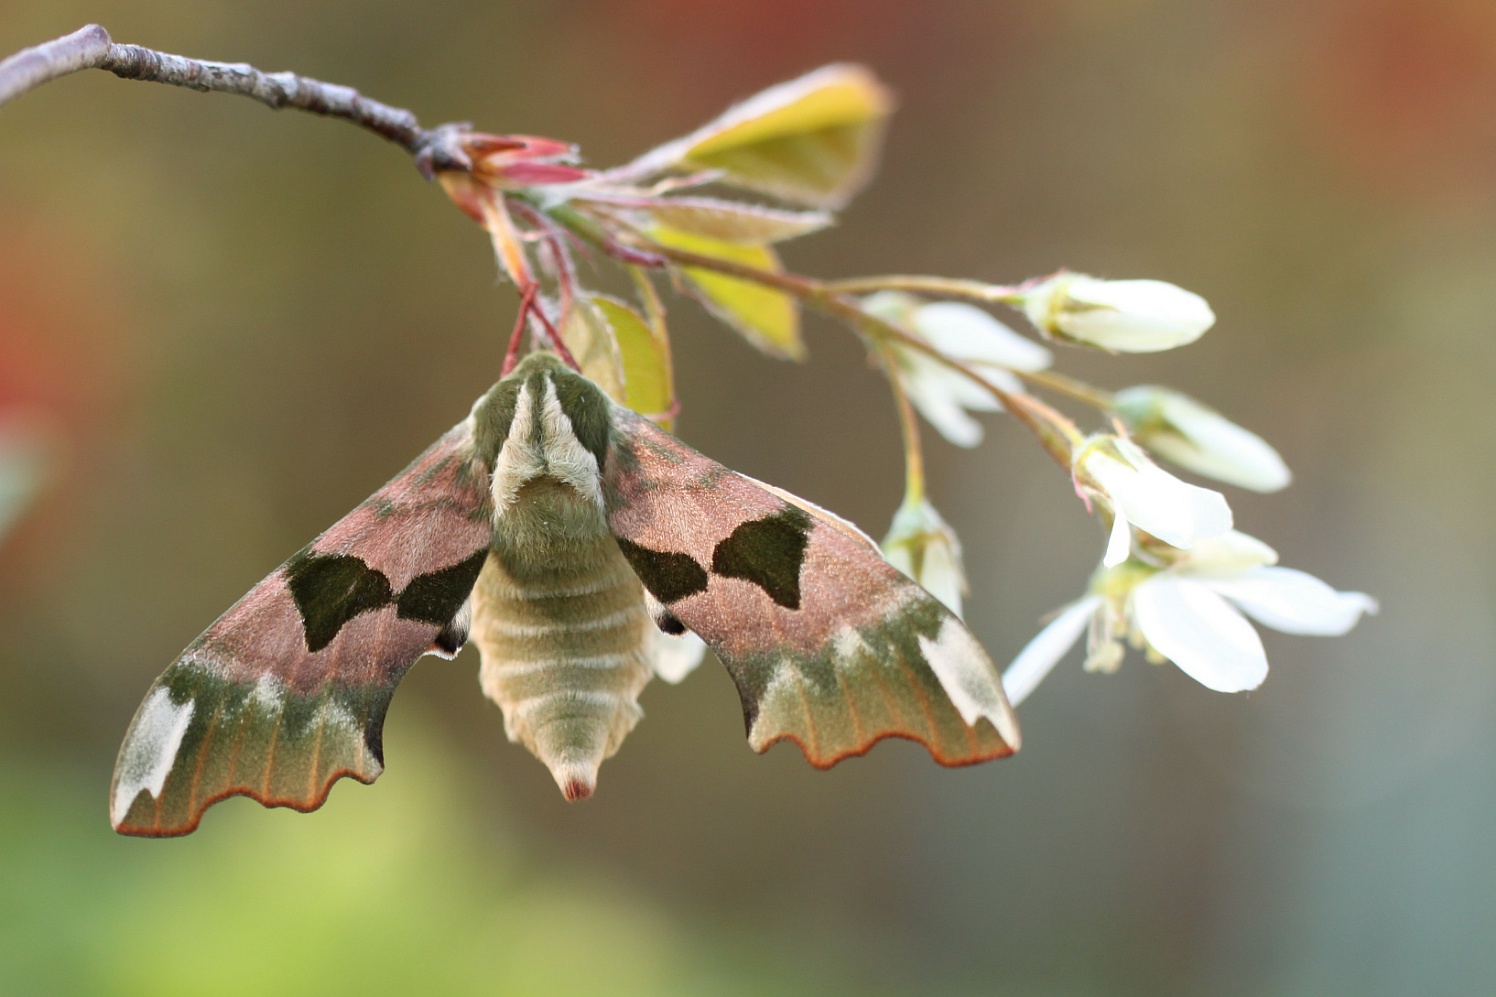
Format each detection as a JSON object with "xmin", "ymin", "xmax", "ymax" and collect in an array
[{"xmin": 0, "ymin": 24, "xmax": 472, "ymax": 175}]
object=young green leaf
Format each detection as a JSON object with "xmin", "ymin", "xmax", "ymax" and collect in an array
[
  {"xmin": 624, "ymin": 64, "xmax": 894, "ymax": 208},
  {"xmin": 593, "ymin": 294, "xmax": 676, "ymax": 425},
  {"xmin": 649, "ymin": 226, "xmax": 803, "ymax": 360},
  {"xmin": 585, "ymin": 197, "xmax": 833, "ymax": 245},
  {"xmin": 560, "ymin": 297, "xmax": 626, "ymax": 400}
]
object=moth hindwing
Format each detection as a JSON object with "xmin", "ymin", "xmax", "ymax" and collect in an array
[{"xmin": 111, "ymin": 352, "xmax": 1018, "ymax": 836}]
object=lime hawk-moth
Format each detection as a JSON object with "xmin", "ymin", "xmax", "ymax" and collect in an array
[{"xmin": 110, "ymin": 352, "xmax": 1019, "ymax": 836}]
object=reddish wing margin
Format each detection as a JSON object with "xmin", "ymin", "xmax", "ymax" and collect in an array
[{"xmin": 110, "ymin": 420, "xmax": 494, "ymax": 836}]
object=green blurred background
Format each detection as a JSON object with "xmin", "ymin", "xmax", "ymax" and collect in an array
[{"xmin": 1, "ymin": 1, "xmax": 1491, "ymax": 994}]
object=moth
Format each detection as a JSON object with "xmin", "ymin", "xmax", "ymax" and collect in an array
[{"xmin": 110, "ymin": 352, "xmax": 1019, "ymax": 836}]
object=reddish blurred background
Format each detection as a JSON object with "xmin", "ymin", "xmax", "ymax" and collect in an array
[{"xmin": 2, "ymin": 2, "xmax": 1493, "ymax": 994}]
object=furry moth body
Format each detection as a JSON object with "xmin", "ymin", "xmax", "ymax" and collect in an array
[{"xmin": 110, "ymin": 353, "xmax": 1019, "ymax": 836}]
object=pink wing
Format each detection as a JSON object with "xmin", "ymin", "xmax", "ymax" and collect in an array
[
  {"xmin": 110, "ymin": 421, "xmax": 494, "ymax": 837},
  {"xmin": 602, "ymin": 407, "xmax": 1018, "ymax": 769}
]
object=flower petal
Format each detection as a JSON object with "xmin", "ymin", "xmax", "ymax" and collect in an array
[
  {"xmin": 1154, "ymin": 411, "xmax": 1289, "ymax": 493},
  {"xmin": 1104, "ymin": 510, "xmax": 1132, "ymax": 567},
  {"xmin": 1175, "ymin": 530, "xmax": 1279, "ymax": 576},
  {"xmin": 652, "ymin": 629, "xmax": 709, "ymax": 683},
  {"xmin": 913, "ymin": 302, "xmax": 1053, "ymax": 371},
  {"xmin": 1083, "ymin": 438, "xmax": 1232, "ymax": 549},
  {"xmin": 1206, "ymin": 566, "xmax": 1378, "ymax": 636},
  {"xmin": 1132, "ymin": 575, "xmax": 1267, "ymax": 693},
  {"xmin": 1002, "ymin": 596, "xmax": 1102, "ymax": 706},
  {"xmin": 1186, "ymin": 479, "xmax": 1234, "ymax": 539},
  {"xmin": 916, "ymin": 537, "xmax": 966, "ymax": 618},
  {"xmin": 914, "ymin": 358, "xmax": 1003, "ymax": 412},
  {"xmin": 902, "ymin": 367, "xmax": 986, "ymax": 447}
]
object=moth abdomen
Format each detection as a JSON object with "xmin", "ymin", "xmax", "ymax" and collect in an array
[{"xmin": 471, "ymin": 501, "xmax": 655, "ymax": 800}]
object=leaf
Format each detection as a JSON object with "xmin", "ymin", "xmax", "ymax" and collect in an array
[
  {"xmin": 626, "ymin": 64, "xmax": 894, "ymax": 208},
  {"xmin": 587, "ymin": 197, "xmax": 832, "ymax": 245},
  {"xmin": 591, "ymin": 294, "xmax": 676, "ymax": 427},
  {"xmin": 648, "ymin": 226, "xmax": 803, "ymax": 361},
  {"xmin": 559, "ymin": 298, "xmax": 626, "ymax": 401}
]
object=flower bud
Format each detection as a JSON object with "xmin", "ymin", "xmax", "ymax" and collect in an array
[
  {"xmin": 1113, "ymin": 386, "xmax": 1290, "ymax": 492},
  {"xmin": 881, "ymin": 496, "xmax": 968, "ymax": 617},
  {"xmin": 1020, "ymin": 274, "xmax": 1214, "ymax": 352}
]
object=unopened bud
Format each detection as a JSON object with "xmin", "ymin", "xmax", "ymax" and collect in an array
[{"xmin": 1021, "ymin": 274, "xmax": 1214, "ymax": 352}]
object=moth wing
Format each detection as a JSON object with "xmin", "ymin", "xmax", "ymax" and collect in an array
[
  {"xmin": 603, "ymin": 407, "xmax": 1019, "ymax": 768},
  {"xmin": 110, "ymin": 420, "xmax": 494, "ymax": 837}
]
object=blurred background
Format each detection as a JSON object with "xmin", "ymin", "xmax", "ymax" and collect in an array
[{"xmin": 1, "ymin": 1, "xmax": 1492, "ymax": 994}]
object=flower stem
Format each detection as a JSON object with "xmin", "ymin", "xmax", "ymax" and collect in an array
[
  {"xmin": 882, "ymin": 348, "xmax": 927, "ymax": 503},
  {"xmin": 826, "ymin": 274, "xmax": 1025, "ymax": 303},
  {"xmin": 546, "ymin": 206, "xmax": 1086, "ymax": 468},
  {"xmin": 1012, "ymin": 369, "xmax": 1117, "ymax": 412}
]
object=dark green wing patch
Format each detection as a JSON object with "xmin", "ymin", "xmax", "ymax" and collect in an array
[
  {"xmin": 285, "ymin": 550, "xmax": 488, "ymax": 652},
  {"xmin": 396, "ymin": 549, "xmax": 488, "ymax": 626},
  {"xmin": 614, "ymin": 536, "xmax": 710, "ymax": 603},
  {"xmin": 710, "ymin": 507, "xmax": 812, "ymax": 609},
  {"xmin": 286, "ymin": 551, "xmax": 395, "ymax": 652}
]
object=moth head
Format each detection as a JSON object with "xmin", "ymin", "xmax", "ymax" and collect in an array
[{"xmin": 472, "ymin": 352, "xmax": 613, "ymax": 517}]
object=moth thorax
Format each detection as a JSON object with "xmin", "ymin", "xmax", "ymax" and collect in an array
[
  {"xmin": 489, "ymin": 476, "xmax": 612, "ymax": 581},
  {"xmin": 471, "ymin": 513, "xmax": 655, "ymax": 801},
  {"xmin": 489, "ymin": 373, "xmax": 606, "ymax": 518}
]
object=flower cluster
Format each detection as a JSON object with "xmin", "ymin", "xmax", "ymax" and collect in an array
[{"xmin": 1004, "ymin": 532, "xmax": 1377, "ymax": 706}]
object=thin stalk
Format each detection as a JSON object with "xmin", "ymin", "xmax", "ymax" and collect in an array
[
  {"xmin": 1012, "ymin": 369, "xmax": 1117, "ymax": 412},
  {"xmin": 502, "ymin": 284, "xmax": 538, "ymax": 377},
  {"xmin": 589, "ymin": 233, "xmax": 1084, "ymax": 468},
  {"xmin": 881, "ymin": 347, "xmax": 927, "ymax": 503},
  {"xmin": 827, "ymin": 274, "xmax": 1026, "ymax": 303}
]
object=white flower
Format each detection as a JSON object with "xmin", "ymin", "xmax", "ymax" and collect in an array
[
  {"xmin": 1114, "ymin": 386, "xmax": 1290, "ymax": 493},
  {"xmin": 1020, "ymin": 273, "xmax": 1214, "ymax": 352},
  {"xmin": 651, "ymin": 628, "xmax": 709, "ymax": 684},
  {"xmin": 1073, "ymin": 434, "xmax": 1232, "ymax": 567},
  {"xmin": 1001, "ymin": 531, "xmax": 1378, "ymax": 706},
  {"xmin": 881, "ymin": 496, "xmax": 968, "ymax": 617},
  {"xmin": 864, "ymin": 292, "xmax": 1052, "ymax": 447}
]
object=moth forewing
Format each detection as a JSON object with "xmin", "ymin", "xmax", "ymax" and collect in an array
[
  {"xmin": 601, "ymin": 404, "xmax": 1020, "ymax": 767},
  {"xmin": 109, "ymin": 422, "xmax": 496, "ymax": 836}
]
